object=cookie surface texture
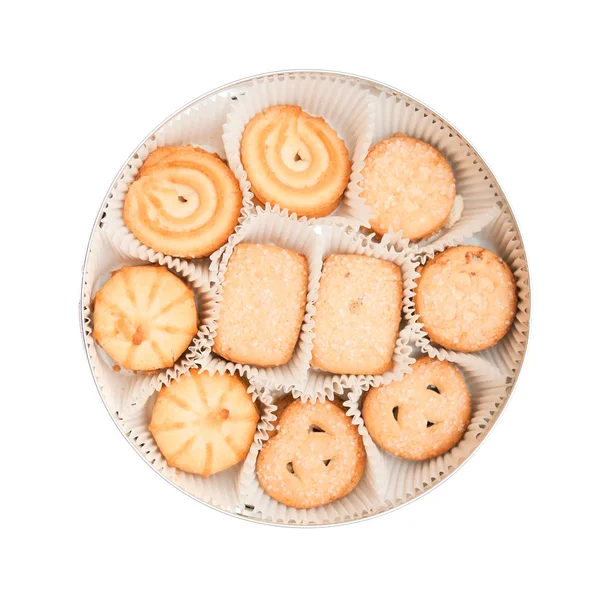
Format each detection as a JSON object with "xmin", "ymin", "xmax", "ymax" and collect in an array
[
  {"xmin": 415, "ymin": 245, "xmax": 517, "ymax": 352},
  {"xmin": 363, "ymin": 357, "xmax": 471, "ymax": 460},
  {"xmin": 123, "ymin": 145, "xmax": 242, "ymax": 258},
  {"xmin": 149, "ymin": 370, "xmax": 259, "ymax": 476},
  {"xmin": 360, "ymin": 133, "xmax": 455, "ymax": 241},
  {"xmin": 310, "ymin": 254, "xmax": 403, "ymax": 375},
  {"xmin": 213, "ymin": 243, "xmax": 309, "ymax": 367},
  {"xmin": 256, "ymin": 399, "xmax": 366, "ymax": 509},
  {"xmin": 92, "ymin": 265, "xmax": 197, "ymax": 371},
  {"xmin": 241, "ymin": 105, "xmax": 351, "ymax": 218}
]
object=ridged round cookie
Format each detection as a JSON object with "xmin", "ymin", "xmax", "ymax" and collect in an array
[
  {"xmin": 360, "ymin": 133, "xmax": 456, "ymax": 241},
  {"xmin": 123, "ymin": 145, "xmax": 242, "ymax": 258},
  {"xmin": 241, "ymin": 105, "xmax": 351, "ymax": 218},
  {"xmin": 363, "ymin": 357, "xmax": 471, "ymax": 460},
  {"xmin": 415, "ymin": 245, "xmax": 517, "ymax": 352},
  {"xmin": 257, "ymin": 399, "xmax": 365, "ymax": 509},
  {"xmin": 92, "ymin": 265, "xmax": 197, "ymax": 371},
  {"xmin": 149, "ymin": 370, "xmax": 259, "ymax": 476}
]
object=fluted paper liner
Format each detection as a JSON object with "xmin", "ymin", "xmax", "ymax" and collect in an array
[
  {"xmin": 238, "ymin": 387, "xmax": 387, "ymax": 524},
  {"xmin": 295, "ymin": 225, "xmax": 417, "ymax": 402},
  {"xmin": 411, "ymin": 207, "xmax": 530, "ymax": 380},
  {"xmin": 222, "ymin": 72, "xmax": 374, "ymax": 227},
  {"xmin": 82, "ymin": 229, "xmax": 212, "ymax": 417},
  {"xmin": 355, "ymin": 92, "xmax": 500, "ymax": 254},
  {"xmin": 116, "ymin": 376, "xmax": 273, "ymax": 512},
  {"xmin": 101, "ymin": 92, "xmax": 248, "ymax": 269},
  {"xmin": 375, "ymin": 348, "xmax": 509, "ymax": 505},
  {"xmin": 196, "ymin": 208, "xmax": 322, "ymax": 390}
]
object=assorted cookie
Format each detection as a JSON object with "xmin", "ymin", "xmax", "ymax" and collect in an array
[
  {"xmin": 124, "ymin": 145, "xmax": 242, "ymax": 259},
  {"xmin": 363, "ymin": 357, "xmax": 471, "ymax": 460},
  {"xmin": 360, "ymin": 133, "xmax": 456, "ymax": 241},
  {"xmin": 256, "ymin": 397, "xmax": 366, "ymax": 509},
  {"xmin": 90, "ymin": 94, "xmax": 522, "ymax": 516},
  {"xmin": 415, "ymin": 245, "xmax": 517, "ymax": 352},
  {"xmin": 149, "ymin": 370, "xmax": 259, "ymax": 476},
  {"xmin": 92, "ymin": 265, "xmax": 197, "ymax": 371},
  {"xmin": 241, "ymin": 105, "xmax": 351, "ymax": 218},
  {"xmin": 213, "ymin": 243, "xmax": 309, "ymax": 367},
  {"xmin": 311, "ymin": 254, "xmax": 403, "ymax": 375}
]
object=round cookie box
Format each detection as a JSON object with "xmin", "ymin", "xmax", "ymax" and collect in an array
[{"xmin": 80, "ymin": 70, "xmax": 530, "ymax": 526}]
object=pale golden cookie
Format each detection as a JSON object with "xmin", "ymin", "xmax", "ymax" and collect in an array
[
  {"xmin": 360, "ymin": 133, "xmax": 456, "ymax": 241},
  {"xmin": 241, "ymin": 105, "xmax": 351, "ymax": 218},
  {"xmin": 415, "ymin": 245, "xmax": 517, "ymax": 352},
  {"xmin": 92, "ymin": 266, "xmax": 197, "ymax": 371},
  {"xmin": 213, "ymin": 244, "xmax": 309, "ymax": 367},
  {"xmin": 311, "ymin": 254, "xmax": 403, "ymax": 375},
  {"xmin": 123, "ymin": 145, "xmax": 242, "ymax": 258},
  {"xmin": 363, "ymin": 357, "xmax": 471, "ymax": 460},
  {"xmin": 257, "ymin": 399, "xmax": 365, "ymax": 509},
  {"xmin": 149, "ymin": 370, "xmax": 259, "ymax": 476}
]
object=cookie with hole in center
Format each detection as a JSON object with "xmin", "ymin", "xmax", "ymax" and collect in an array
[
  {"xmin": 149, "ymin": 370, "xmax": 259, "ymax": 476},
  {"xmin": 363, "ymin": 357, "xmax": 471, "ymax": 460},
  {"xmin": 415, "ymin": 245, "xmax": 517, "ymax": 352},
  {"xmin": 256, "ymin": 399, "xmax": 365, "ymax": 509},
  {"xmin": 92, "ymin": 265, "xmax": 198, "ymax": 371},
  {"xmin": 360, "ymin": 133, "xmax": 456, "ymax": 241}
]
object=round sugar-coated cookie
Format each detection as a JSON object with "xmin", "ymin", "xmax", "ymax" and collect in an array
[
  {"xmin": 92, "ymin": 265, "xmax": 198, "ymax": 371},
  {"xmin": 363, "ymin": 357, "xmax": 471, "ymax": 460},
  {"xmin": 415, "ymin": 245, "xmax": 517, "ymax": 352},
  {"xmin": 257, "ymin": 399, "xmax": 365, "ymax": 509},
  {"xmin": 360, "ymin": 133, "xmax": 456, "ymax": 241},
  {"xmin": 149, "ymin": 370, "xmax": 259, "ymax": 476}
]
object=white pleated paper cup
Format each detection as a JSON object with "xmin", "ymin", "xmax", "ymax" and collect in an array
[
  {"xmin": 238, "ymin": 387, "xmax": 387, "ymax": 525},
  {"xmin": 355, "ymin": 91, "xmax": 501, "ymax": 254},
  {"xmin": 116, "ymin": 376, "xmax": 273, "ymax": 513},
  {"xmin": 373, "ymin": 350, "xmax": 509, "ymax": 505},
  {"xmin": 222, "ymin": 72, "xmax": 374, "ymax": 227},
  {"xmin": 101, "ymin": 91, "xmax": 250, "ymax": 269},
  {"xmin": 196, "ymin": 208, "xmax": 322, "ymax": 390},
  {"xmin": 82, "ymin": 229, "xmax": 212, "ymax": 417},
  {"xmin": 411, "ymin": 206, "xmax": 530, "ymax": 381},
  {"xmin": 295, "ymin": 225, "xmax": 417, "ymax": 402}
]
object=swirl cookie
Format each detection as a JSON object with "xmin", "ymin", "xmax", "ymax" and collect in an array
[
  {"xmin": 241, "ymin": 105, "xmax": 351, "ymax": 218},
  {"xmin": 123, "ymin": 145, "xmax": 242, "ymax": 258},
  {"xmin": 363, "ymin": 357, "xmax": 471, "ymax": 460},
  {"xmin": 360, "ymin": 134, "xmax": 456, "ymax": 241},
  {"xmin": 149, "ymin": 370, "xmax": 259, "ymax": 476},
  {"xmin": 415, "ymin": 245, "xmax": 517, "ymax": 352},
  {"xmin": 213, "ymin": 244, "xmax": 308, "ymax": 367},
  {"xmin": 257, "ymin": 399, "xmax": 365, "ymax": 509},
  {"xmin": 311, "ymin": 254, "xmax": 403, "ymax": 375},
  {"xmin": 92, "ymin": 265, "xmax": 197, "ymax": 371}
]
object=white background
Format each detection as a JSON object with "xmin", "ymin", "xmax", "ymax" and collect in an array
[{"xmin": 2, "ymin": 1, "xmax": 598, "ymax": 598}]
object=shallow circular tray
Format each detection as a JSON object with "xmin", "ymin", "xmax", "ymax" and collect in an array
[{"xmin": 80, "ymin": 70, "xmax": 530, "ymax": 527}]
